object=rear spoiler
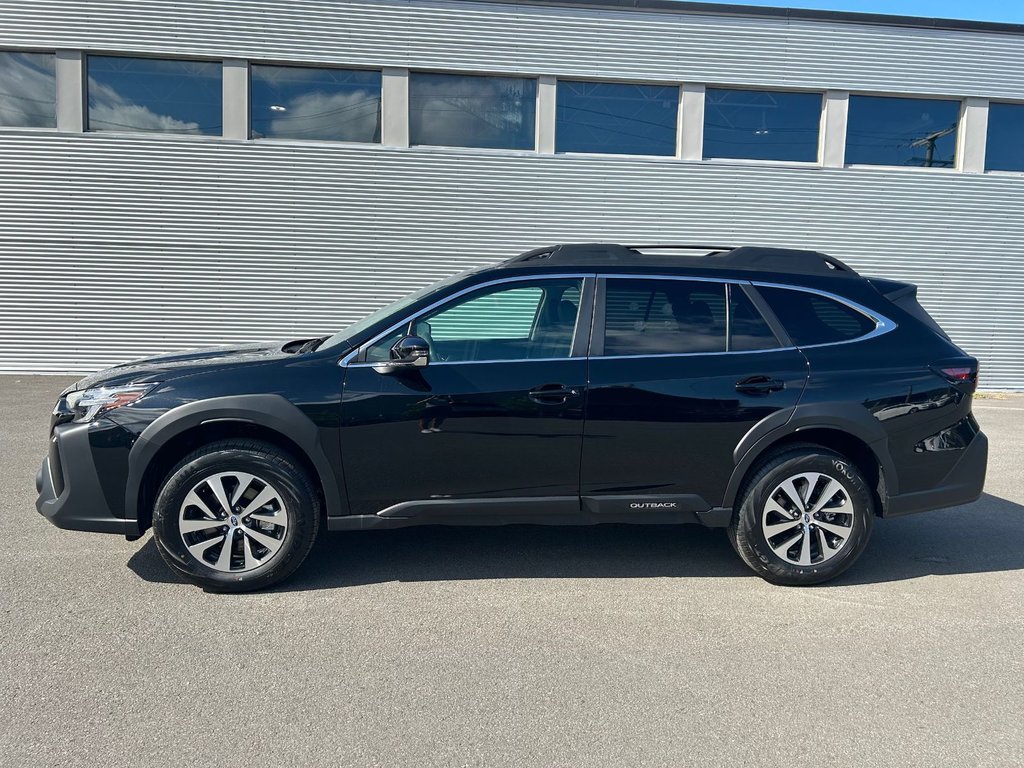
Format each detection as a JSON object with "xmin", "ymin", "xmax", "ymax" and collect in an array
[{"xmin": 867, "ymin": 276, "xmax": 950, "ymax": 341}]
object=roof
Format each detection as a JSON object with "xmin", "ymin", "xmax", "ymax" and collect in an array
[
  {"xmin": 499, "ymin": 243, "xmax": 860, "ymax": 277},
  {"xmin": 469, "ymin": 0, "xmax": 1024, "ymax": 37}
]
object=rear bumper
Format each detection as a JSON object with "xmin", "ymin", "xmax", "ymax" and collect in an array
[
  {"xmin": 35, "ymin": 422, "xmax": 140, "ymax": 536},
  {"xmin": 884, "ymin": 431, "xmax": 988, "ymax": 518}
]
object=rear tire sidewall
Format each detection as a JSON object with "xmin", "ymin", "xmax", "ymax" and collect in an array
[
  {"xmin": 731, "ymin": 449, "xmax": 874, "ymax": 586},
  {"xmin": 152, "ymin": 444, "xmax": 319, "ymax": 592}
]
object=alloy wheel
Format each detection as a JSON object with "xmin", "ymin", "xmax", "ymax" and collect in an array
[
  {"xmin": 178, "ymin": 471, "xmax": 289, "ymax": 573},
  {"xmin": 760, "ymin": 471, "xmax": 855, "ymax": 567}
]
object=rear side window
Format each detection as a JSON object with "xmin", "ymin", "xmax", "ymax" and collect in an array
[
  {"xmin": 756, "ymin": 286, "xmax": 876, "ymax": 346},
  {"xmin": 603, "ymin": 279, "xmax": 726, "ymax": 355}
]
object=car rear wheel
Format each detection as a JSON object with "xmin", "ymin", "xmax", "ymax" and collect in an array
[
  {"xmin": 729, "ymin": 446, "xmax": 874, "ymax": 585},
  {"xmin": 152, "ymin": 439, "xmax": 320, "ymax": 592}
]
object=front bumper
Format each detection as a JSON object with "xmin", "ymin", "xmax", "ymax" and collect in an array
[
  {"xmin": 884, "ymin": 430, "xmax": 988, "ymax": 517},
  {"xmin": 35, "ymin": 421, "xmax": 141, "ymax": 536}
]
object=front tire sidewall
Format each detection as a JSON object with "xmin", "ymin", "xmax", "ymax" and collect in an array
[
  {"xmin": 732, "ymin": 450, "xmax": 874, "ymax": 586},
  {"xmin": 153, "ymin": 446, "xmax": 319, "ymax": 592}
]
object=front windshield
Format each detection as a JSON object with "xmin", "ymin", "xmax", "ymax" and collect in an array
[{"xmin": 319, "ymin": 267, "xmax": 483, "ymax": 350}]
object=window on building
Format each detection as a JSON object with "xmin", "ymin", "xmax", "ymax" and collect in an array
[
  {"xmin": 845, "ymin": 95, "xmax": 960, "ymax": 168},
  {"xmin": 730, "ymin": 286, "xmax": 780, "ymax": 351},
  {"xmin": 755, "ymin": 286, "xmax": 876, "ymax": 346},
  {"xmin": 250, "ymin": 65, "xmax": 381, "ymax": 142},
  {"xmin": 87, "ymin": 56, "xmax": 222, "ymax": 135},
  {"xmin": 409, "ymin": 72, "xmax": 536, "ymax": 150},
  {"xmin": 0, "ymin": 51, "xmax": 56, "ymax": 128},
  {"xmin": 555, "ymin": 80, "xmax": 678, "ymax": 156},
  {"xmin": 985, "ymin": 102, "xmax": 1024, "ymax": 173},
  {"xmin": 703, "ymin": 88, "xmax": 822, "ymax": 162},
  {"xmin": 602, "ymin": 279, "xmax": 727, "ymax": 356}
]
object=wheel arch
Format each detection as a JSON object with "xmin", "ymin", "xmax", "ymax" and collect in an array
[
  {"xmin": 126, "ymin": 395, "xmax": 347, "ymax": 532},
  {"xmin": 724, "ymin": 410, "xmax": 896, "ymax": 518}
]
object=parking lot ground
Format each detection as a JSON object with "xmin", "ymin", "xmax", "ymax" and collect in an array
[{"xmin": 1, "ymin": 375, "xmax": 1022, "ymax": 767}]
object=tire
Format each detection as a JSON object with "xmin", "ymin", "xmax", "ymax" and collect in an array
[
  {"xmin": 728, "ymin": 445, "xmax": 874, "ymax": 586},
  {"xmin": 152, "ymin": 439, "xmax": 321, "ymax": 592}
]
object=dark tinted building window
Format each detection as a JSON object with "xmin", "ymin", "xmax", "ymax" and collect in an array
[
  {"xmin": 845, "ymin": 95, "xmax": 960, "ymax": 168},
  {"xmin": 703, "ymin": 88, "xmax": 822, "ymax": 162},
  {"xmin": 603, "ymin": 279, "xmax": 726, "ymax": 356},
  {"xmin": 0, "ymin": 51, "xmax": 56, "ymax": 128},
  {"xmin": 756, "ymin": 286, "xmax": 875, "ymax": 346},
  {"xmin": 730, "ymin": 287, "xmax": 779, "ymax": 351},
  {"xmin": 87, "ymin": 56, "xmax": 222, "ymax": 135},
  {"xmin": 409, "ymin": 72, "xmax": 536, "ymax": 150},
  {"xmin": 985, "ymin": 102, "xmax": 1024, "ymax": 172},
  {"xmin": 556, "ymin": 80, "xmax": 677, "ymax": 156},
  {"xmin": 250, "ymin": 65, "xmax": 381, "ymax": 142}
]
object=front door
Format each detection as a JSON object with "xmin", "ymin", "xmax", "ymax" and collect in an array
[
  {"xmin": 340, "ymin": 276, "xmax": 592, "ymax": 518},
  {"xmin": 581, "ymin": 276, "xmax": 808, "ymax": 513}
]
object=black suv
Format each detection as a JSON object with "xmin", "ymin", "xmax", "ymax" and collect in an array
[{"xmin": 36, "ymin": 244, "xmax": 987, "ymax": 591}]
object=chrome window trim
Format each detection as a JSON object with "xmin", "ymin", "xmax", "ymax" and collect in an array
[
  {"xmin": 749, "ymin": 280, "xmax": 897, "ymax": 348},
  {"xmin": 590, "ymin": 346, "xmax": 797, "ymax": 361},
  {"xmin": 339, "ymin": 272, "xmax": 897, "ymax": 368},
  {"xmin": 592, "ymin": 274, "xmax": 896, "ymax": 359},
  {"xmin": 340, "ymin": 272, "xmax": 594, "ymax": 368}
]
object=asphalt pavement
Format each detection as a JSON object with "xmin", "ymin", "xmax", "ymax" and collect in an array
[{"xmin": 1, "ymin": 375, "xmax": 1022, "ymax": 767}]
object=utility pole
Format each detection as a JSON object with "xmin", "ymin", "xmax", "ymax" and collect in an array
[{"xmin": 910, "ymin": 123, "xmax": 957, "ymax": 167}]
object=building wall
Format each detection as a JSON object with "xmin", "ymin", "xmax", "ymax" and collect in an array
[{"xmin": 1, "ymin": 0, "xmax": 1023, "ymax": 386}]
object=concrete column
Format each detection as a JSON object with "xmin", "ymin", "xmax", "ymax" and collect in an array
[
  {"xmin": 678, "ymin": 83, "xmax": 704, "ymax": 161},
  {"xmin": 55, "ymin": 50, "xmax": 84, "ymax": 132},
  {"xmin": 222, "ymin": 59, "xmax": 249, "ymax": 140},
  {"xmin": 536, "ymin": 75, "xmax": 556, "ymax": 154},
  {"xmin": 958, "ymin": 97, "xmax": 989, "ymax": 174},
  {"xmin": 821, "ymin": 90, "xmax": 850, "ymax": 168},
  {"xmin": 381, "ymin": 67, "xmax": 410, "ymax": 148}
]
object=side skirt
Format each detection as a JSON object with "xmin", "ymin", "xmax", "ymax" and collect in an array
[{"xmin": 326, "ymin": 495, "xmax": 734, "ymax": 531}]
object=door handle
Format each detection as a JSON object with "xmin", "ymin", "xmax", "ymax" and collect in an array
[
  {"xmin": 528, "ymin": 384, "xmax": 580, "ymax": 404},
  {"xmin": 736, "ymin": 375, "xmax": 785, "ymax": 395}
]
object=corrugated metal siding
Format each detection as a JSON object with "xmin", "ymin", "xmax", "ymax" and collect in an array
[
  {"xmin": 1, "ymin": 0, "xmax": 1023, "ymax": 386},
  {"xmin": 2, "ymin": 0, "xmax": 1024, "ymax": 98},
  {"xmin": 1, "ymin": 132, "xmax": 1022, "ymax": 387}
]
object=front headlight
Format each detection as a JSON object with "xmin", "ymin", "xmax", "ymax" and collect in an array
[{"xmin": 64, "ymin": 383, "xmax": 158, "ymax": 423}]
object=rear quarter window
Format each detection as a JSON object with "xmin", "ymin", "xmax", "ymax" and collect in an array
[{"xmin": 756, "ymin": 285, "xmax": 876, "ymax": 346}]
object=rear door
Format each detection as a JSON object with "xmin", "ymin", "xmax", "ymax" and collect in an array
[{"xmin": 580, "ymin": 276, "xmax": 808, "ymax": 514}]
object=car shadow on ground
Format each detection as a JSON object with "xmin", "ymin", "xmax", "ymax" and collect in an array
[{"xmin": 126, "ymin": 493, "xmax": 1024, "ymax": 592}]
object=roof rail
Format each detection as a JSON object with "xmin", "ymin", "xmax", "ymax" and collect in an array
[
  {"xmin": 627, "ymin": 244, "xmax": 736, "ymax": 252},
  {"xmin": 504, "ymin": 243, "xmax": 858, "ymax": 277}
]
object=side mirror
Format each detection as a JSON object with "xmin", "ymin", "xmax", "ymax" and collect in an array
[{"xmin": 373, "ymin": 335, "xmax": 430, "ymax": 374}]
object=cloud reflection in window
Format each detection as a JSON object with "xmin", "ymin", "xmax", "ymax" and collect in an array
[
  {"xmin": 87, "ymin": 56, "xmax": 221, "ymax": 135},
  {"xmin": 0, "ymin": 51, "xmax": 56, "ymax": 128}
]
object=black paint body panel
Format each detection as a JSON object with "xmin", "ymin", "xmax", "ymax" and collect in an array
[
  {"xmin": 340, "ymin": 359, "xmax": 587, "ymax": 516},
  {"xmin": 582, "ymin": 349, "xmax": 808, "ymax": 505},
  {"xmin": 35, "ymin": 252, "xmax": 987, "ymax": 538}
]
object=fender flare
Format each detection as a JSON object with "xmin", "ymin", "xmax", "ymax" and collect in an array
[
  {"xmin": 722, "ymin": 402, "xmax": 897, "ymax": 509},
  {"xmin": 125, "ymin": 394, "xmax": 346, "ymax": 520}
]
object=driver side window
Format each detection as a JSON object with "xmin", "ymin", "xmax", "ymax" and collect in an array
[{"xmin": 366, "ymin": 278, "xmax": 583, "ymax": 363}]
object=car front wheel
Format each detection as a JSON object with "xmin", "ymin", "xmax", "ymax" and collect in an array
[
  {"xmin": 152, "ymin": 439, "xmax": 320, "ymax": 592},
  {"xmin": 729, "ymin": 446, "xmax": 874, "ymax": 586}
]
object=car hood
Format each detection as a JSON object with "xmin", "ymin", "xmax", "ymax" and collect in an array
[{"xmin": 64, "ymin": 340, "xmax": 302, "ymax": 393}]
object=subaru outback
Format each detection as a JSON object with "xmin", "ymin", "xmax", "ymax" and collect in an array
[{"xmin": 36, "ymin": 244, "xmax": 988, "ymax": 591}]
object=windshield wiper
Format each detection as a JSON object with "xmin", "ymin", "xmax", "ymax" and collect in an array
[{"xmin": 297, "ymin": 335, "xmax": 329, "ymax": 354}]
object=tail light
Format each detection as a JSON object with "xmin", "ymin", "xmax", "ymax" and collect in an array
[{"xmin": 930, "ymin": 357, "xmax": 979, "ymax": 392}]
